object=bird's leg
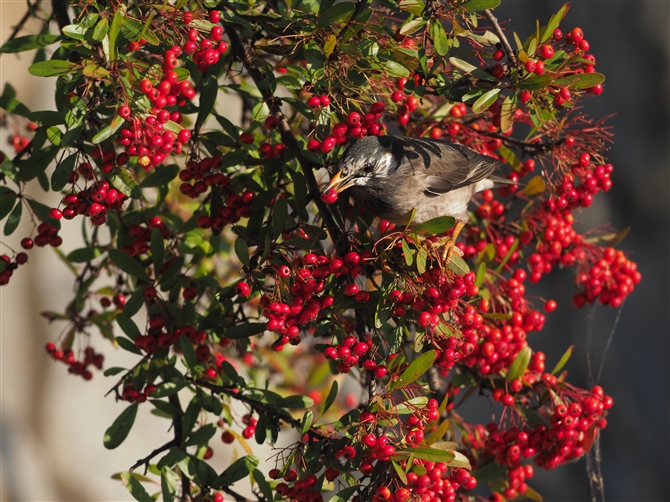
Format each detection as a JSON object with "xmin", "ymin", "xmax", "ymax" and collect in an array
[{"xmin": 441, "ymin": 220, "xmax": 466, "ymax": 263}]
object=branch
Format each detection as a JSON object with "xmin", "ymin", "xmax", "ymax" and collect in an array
[
  {"xmin": 167, "ymin": 393, "xmax": 190, "ymax": 501},
  {"xmin": 195, "ymin": 380, "xmax": 327, "ymax": 440},
  {"xmin": 51, "ymin": 0, "xmax": 71, "ymax": 33},
  {"xmin": 129, "ymin": 439, "xmax": 177, "ymax": 473},
  {"xmin": 224, "ymin": 23, "xmax": 349, "ymax": 256},
  {"xmin": 483, "ymin": 9, "xmax": 519, "ymax": 69}
]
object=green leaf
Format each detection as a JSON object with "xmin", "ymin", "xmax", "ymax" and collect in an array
[
  {"xmin": 324, "ymin": 34, "xmax": 337, "ymax": 58},
  {"xmin": 234, "ymin": 238, "xmax": 250, "ymax": 267},
  {"xmin": 328, "ymin": 486, "xmax": 359, "ymax": 502},
  {"xmin": 321, "ymin": 380, "xmax": 338, "ymax": 415},
  {"xmin": 401, "ymin": 239, "xmax": 414, "ymax": 266},
  {"xmin": 83, "ymin": 64, "xmax": 111, "ymax": 78},
  {"xmin": 26, "ymin": 198, "xmax": 60, "ymax": 229},
  {"xmin": 224, "ymin": 323, "xmax": 267, "ymax": 340},
  {"xmin": 103, "ymin": 367, "xmax": 126, "ymax": 376},
  {"xmin": 461, "ymin": 0, "xmax": 500, "ymax": 12},
  {"xmin": 1, "ymin": 33, "xmax": 60, "ymax": 53},
  {"xmin": 19, "ymin": 145, "xmax": 58, "ymax": 181},
  {"xmin": 472, "ymin": 88, "xmax": 501, "ymax": 113},
  {"xmin": 92, "ymin": 18, "xmax": 109, "ymax": 42},
  {"xmin": 108, "ymin": 249, "xmax": 151, "ymax": 282},
  {"xmin": 551, "ymin": 344, "xmax": 574, "ymax": 375},
  {"xmin": 279, "ymin": 395, "xmax": 314, "ymax": 409},
  {"xmin": 51, "ymin": 153, "xmax": 77, "ymax": 191},
  {"xmin": 413, "ymin": 216, "xmax": 455, "ymax": 234},
  {"xmin": 316, "ymin": 2, "xmax": 355, "ymax": 29},
  {"xmin": 390, "ymin": 350, "xmax": 436, "ymax": 390},
  {"xmin": 507, "ymin": 346, "xmax": 532, "ymax": 381},
  {"xmin": 66, "ymin": 246, "xmax": 102, "ymax": 262},
  {"xmin": 0, "ymin": 187, "xmax": 17, "ymax": 220},
  {"xmin": 416, "ymin": 248, "xmax": 427, "ymax": 274},
  {"xmin": 116, "ymin": 336, "xmax": 143, "ymax": 355},
  {"xmin": 475, "ymin": 262, "xmax": 487, "ymax": 288},
  {"xmin": 120, "ymin": 471, "xmax": 153, "ymax": 502},
  {"xmin": 448, "ymin": 57, "xmax": 499, "ymax": 81},
  {"xmin": 116, "ymin": 313, "xmax": 142, "ymax": 341},
  {"xmin": 447, "ymin": 255, "xmax": 470, "ymax": 275},
  {"xmin": 28, "ymin": 59, "xmax": 73, "ymax": 77},
  {"xmin": 430, "ymin": 21, "xmax": 450, "ymax": 57},
  {"xmin": 140, "ymin": 163, "xmax": 179, "ymax": 188},
  {"xmin": 3, "ymin": 199, "xmax": 22, "ymax": 236},
  {"xmin": 179, "ymin": 337, "xmax": 198, "ymax": 370},
  {"xmin": 92, "ymin": 115, "xmax": 124, "ymax": 144},
  {"xmin": 541, "ymin": 3, "xmax": 570, "ymax": 43},
  {"xmin": 381, "ymin": 59, "xmax": 410, "ymax": 78},
  {"xmin": 400, "ymin": 19, "xmax": 427, "ymax": 36},
  {"xmin": 109, "ymin": 9, "xmax": 124, "ymax": 61},
  {"xmin": 272, "ymin": 198, "xmax": 288, "ymax": 238},
  {"xmin": 300, "ymin": 410, "xmax": 313, "ymax": 435},
  {"xmin": 396, "ymin": 447, "xmax": 455, "ymax": 463},
  {"xmin": 185, "ymin": 423, "xmax": 217, "ymax": 447},
  {"xmin": 161, "ymin": 467, "xmax": 178, "ymax": 502},
  {"xmin": 495, "ymin": 238, "xmax": 519, "ymax": 272},
  {"xmin": 252, "ymin": 469, "xmax": 274, "ymax": 502},
  {"xmin": 392, "ymin": 460, "xmax": 408, "ymax": 485},
  {"xmin": 196, "ymin": 75, "xmax": 218, "ymax": 130},
  {"xmin": 517, "ymin": 74, "xmax": 552, "ymax": 90},
  {"xmin": 500, "ymin": 92, "xmax": 518, "ymax": 134},
  {"xmin": 152, "ymin": 381, "xmax": 187, "ymax": 398},
  {"xmin": 214, "ymin": 455, "xmax": 259, "ymax": 488},
  {"xmin": 553, "ymin": 72, "xmax": 605, "ymax": 89},
  {"xmin": 104, "ymin": 403, "xmax": 138, "ymax": 449},
  {"xmin": 394, "ymin": 396, "xmax": 429, "ymax": 414},
  {"xmin": 0, "ymin": 95, "xmax": 31, "ymax": 117}
]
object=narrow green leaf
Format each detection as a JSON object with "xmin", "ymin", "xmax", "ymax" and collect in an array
[
  {"xmin": 92, "ymin": 115, "xmax": 124, "ymax": 144},
  {"xmin": 394, "ymin": 396, "xmax": 429, "ymax": 414},
  {"xmin": 83, "ymin": 64, "xmax": 110, "ymax": 78},
  {"xmin": 234, "ymin": 238, "xmax": 250, "ymax": 267},
  {"xmin": 472, "ymin": 88, "xmax": 501, "ymax": 113},
  {"xmin": 0, "ymin": 33, "xmax": 60, "ymax": 53},
  {"xmin": 328, "ymin": 486, "xmax": 359, "ymax": 502},
  {"xmin": 447, "ymin": 255, "xmax": 470, "ymax": 275},
  {"xmin": 252, "ymin": 469, "xmax": 274, "ymax": 502},
  {"xmin": 553, "ymin": 72, "xmax": 605, "ymax": 89},
  {"xmin": 109, "ymin": 9, "xmax": 124, "ymax": 61},
  {"xmin": 161, "ymin": 467, "xmax": 178, "ymax": 502},
  {"xmin": 51, "ymin": 153, "xmax": 77, "ymax": 191},
  {"xmin": 120, "ymin": 471, "xmax": 153, "ymax": 502},
  {"xmin": 116, "ymin": 313, "xmax": 142, "ymax": 341},
  {"xmin": 495, "ymin": 238, "xmax": 519, "ymax": 272},
  {"xmin": 103, "ymin": 367, "xmax": 126, "ymax": 376},
  {"xmin": 104, "ymin": 403, "xmax": 138, "ymax": 449},
  {"xmin": 500, "ymin": 92, "xmax": 518, "ymax": 134},
  {"xmin": 390, "ymin": 350, "xmax": 436, "ymax": 390},
  {"xmin": 151, "ymin": 381, "xmax": 187, "ymax": 398},
  {"xmin": 214, "ymin": 455, "xmax": 259, "ymax": 488},
  {"xmin": 413, "ymin": 216, "xmax": 455, "ymax": 234},
  {"xmin": 321, "ymin": 380, "xmax": 338, "ymax": 415},
  {"xmin": 300, "ymin": 410, "xmax": 313, "ymax": 435},
  {"xmin": 108, "ymin": 249, "xmax": 151, "ymax": 282},
  {"xmin": 224, "ymin": 323, "xmax": 267, "ymax": 340},
  {"xmin": 507, "ymin": 346, "xmax": 532, "ymax": 381},
  {"xmin": 28, "ymin": 59, "xmax": 73, "ymax": 77},
  {"xmin": 541, "ymin": 3, "xmax": 570, "ymax": 43},
  {"xmin": 92, "ymin": 18, "xmax": 109, "ymax": 42},
  {"xmin": 19, "ymin": 145, "xmax": 58, "ymax": 181},
  {"xmin": 396, "ymin": 447, "xmax": 455, "ymax": 463},
  {"xmin": 151, "ymin": 227, "xmax": 165, "ymax": 271},
  {"xmin": 185, "ymin": 423, "xmax": 217, "ymax": 447},
  {"xmin": 3, "ymin": 200, "xmax": 22, "ymax": 236},
  {"xmin": 140, "ymin": 164, "xmax": 179, "ymax": 188},
  {"xmin": 517, "ymin": 74, "xmax": 552, "ymax": 90},
  {"xmin": 416, "ymin": 248, "xmax": 427, "ymax": 274},
  {"xmin": 0, "ymin": 95, "xmax": 31, "ymax": 117},
  {"xmin": 551, "ymin": 344, "xmax": 574, "ymax": 375},
  {"xmin": 196, "ymin": 75, "xmax": 218, "ymax": 130},
  {"xmin": 461, "ymin": 0, "xmax": 500, "ymax": 12},
  {"xmin": 393, "ymin": 461, "xmax": 408, "ymax": 485},
  {"xmin": 279, "ymin": 395, "xmax": 314, "ymax": 409},
  {"xmin": 179, "ymin": 337, "xmax": 198, "ymax": 370},
  {"xmin": 475, "ymin": 262, "xmax": 487, "ymax": 288},
  {"xmin": 272, "ymin": 198, "xmax": 288, "ymax": 238},
  {"xmin": 430, "ymin": 21, "xmax": 450, "ymax": 57},
  {"xmin": 401, "ymin": 19, "xmax": 427, "ymax": 36},
  {"xmin": 66, "ymin": 246, "xmax": 102, "ymax": 262},
  {"xmin": 316, "ymin": 2, "xmax": 355, "ymax": 29},
  {"xmin": 0, "ymin": 188, "xmax": 17, "ymax": 220},
  {"xmin": 116, "ymin": 336, "xmax": 143, "ymax": 355},
  {"xmin": 401, "ymin": 239, "xmax": 414, "ymax": 266}
]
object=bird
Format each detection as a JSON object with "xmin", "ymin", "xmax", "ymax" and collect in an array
[{"xmin": 323, "ymin": 135, "xmax": 513, "ymax": 262}]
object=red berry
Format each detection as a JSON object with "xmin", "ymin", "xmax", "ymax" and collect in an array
[
  {"xmin": 321, "ymin": 189, "xmax": 338, "ymax": 204},
  {"xmin": 307, "ymin": 96, "xmax": 321, "ymax": 109},
  {"xmin": 264, "ymin": 116, "xmax": 279, "ymax": 130},
  {"xmin": 240, "ymin": 132, "xmax": 254, "ymax": 144},
  {"xmin": 540, "ymin": 44, "xmax": 555, "ymax": 59},
  {"xmin": 236, "ymin": 282, "xmax": 251, "ymax": 297}
]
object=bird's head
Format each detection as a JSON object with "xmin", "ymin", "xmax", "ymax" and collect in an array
[{"xmin": 323, "ymin": 136, "xmax": 399, "ymax": 195}]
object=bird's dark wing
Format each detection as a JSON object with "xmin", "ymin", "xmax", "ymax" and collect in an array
[{"xmin": 392, "ymin": 136, "xmax": 504, "ymax": 194}]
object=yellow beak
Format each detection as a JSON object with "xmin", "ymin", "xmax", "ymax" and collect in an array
[{"xmin": 324, "ymin": 170, "xmax": 357, "ymax": 194}]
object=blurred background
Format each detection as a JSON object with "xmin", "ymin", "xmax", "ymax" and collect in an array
[{"xmin": 1, "ymin": 1, "xmax": 668, "ymax": 500}]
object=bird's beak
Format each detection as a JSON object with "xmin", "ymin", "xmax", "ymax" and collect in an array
[{"xmin": 323, "ymin": 170, "xmax": 356, "ymax": 194}]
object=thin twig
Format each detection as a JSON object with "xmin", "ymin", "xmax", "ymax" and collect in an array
[
  {"xmin": 483, "ymin": 9, "xmax": 519, "ymax": 69},
  {"xmin": 129, "ymin": 439, "xmax": 177, "ymax": 473},
  {"xmin": 167, "ymin": 394, "xmax": 190, "ymax": 500}
]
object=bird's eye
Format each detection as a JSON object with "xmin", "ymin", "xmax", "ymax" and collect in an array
[{"xmin": 362, "ymin": 161, "xmax": 375, "ymax": 174}]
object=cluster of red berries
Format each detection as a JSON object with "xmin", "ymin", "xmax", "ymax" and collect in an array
[
  {"xmin": 120, "ymin": 382, "xmax": 157, "ymax": 403},
  {"xmin": 45, "ymin": 344, "xmax": 104, "ymax": 380},
  {"xmin": 370, "ymin": 464, "xmax": 474, "ymax": 502},
  {"xmin": 7, "ymin": 132, "xmax": 30, "ymax": 153},
  {"xmin": 0, "ymin": 253, "xmax": 26, "ymax": 285},
  {"xmin": 118, "ymin": 217, "xmax": 169, "ymax": 257},
  {"xmin": 3, "ymin": 221, "xmax": 63, "ymax": 285},
  {"xmin": 573, "ymin": 247, "xmax": 640, "ymax": 308},
  {"xmin": 308, "ymin": 101, "xmax": 386, "ymax": 155},
  {"xmin": 196, "ymin": 189, "xmax": 255, "ymax": 230},
  {"xmin": 183, "ymin": 10, "xmax": 228, "ymax": 72},
  {"xmin": 322, "ymin": 335, "xmax": 373, "ymax": 374},
  {"xmin": 52, "ymin": 179, "xmax": 127, "ymax": 226},
  {"xmin": 270, "ymin": 469, "xmax": 322, "ymax": 502}
]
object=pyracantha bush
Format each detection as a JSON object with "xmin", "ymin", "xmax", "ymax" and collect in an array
[{"xmin": 0, "ymin": 1, "xmax": 638, "ymax": 501}]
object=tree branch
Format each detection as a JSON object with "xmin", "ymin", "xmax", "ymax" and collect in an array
[
  {"xmin": 51, "ymin": 0, "xmax": 71, "ymax": 33},
  {"xmin": 483, "ymin": 9, "xmax": 519, "ymax": 69},
  {"xmin": 129, "ymin": 439, "xmax": 177, "ymax": 473},
  {"xmin": 224, "ymin": 23, "xmax": 348, "ymax": 256},
  {"xmin": 167, "ymin": 393, "xmax": 190, "ymax": 501}
]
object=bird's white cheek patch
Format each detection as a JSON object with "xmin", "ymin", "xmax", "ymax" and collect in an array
[
  {"xmin": 376, "ymin": 153, "xmax": 399, "ymax": 178},
  {"xmin": 472, "ymin": 179, "xmax": 495, "ymax": 193}
]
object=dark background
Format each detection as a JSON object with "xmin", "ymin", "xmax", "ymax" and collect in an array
[{"xmin": 463, "ymin": 2, "xmax": 669, "ymax": 500}]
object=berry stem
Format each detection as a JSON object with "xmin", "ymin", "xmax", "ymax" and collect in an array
[{"xmin": 483, "ymin": 9, "xmax": 519, "ymax": 69}]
